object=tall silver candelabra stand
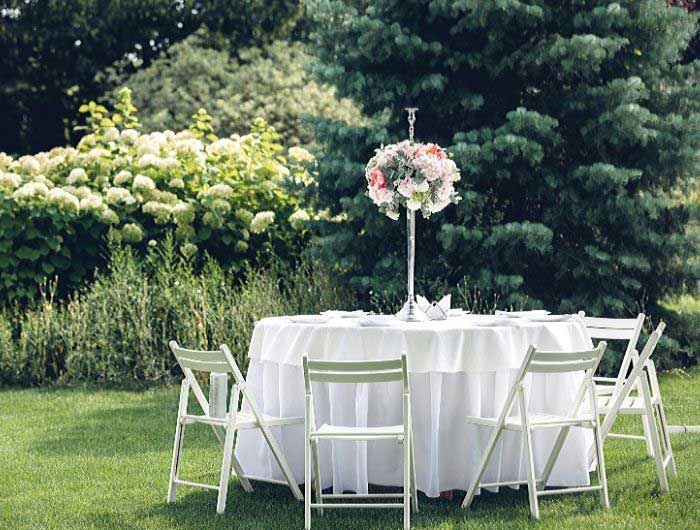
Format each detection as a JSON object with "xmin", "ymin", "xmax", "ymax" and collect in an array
[{"xmin": 396, "ymin": 107, "xmax": 428, "ymax": 322}]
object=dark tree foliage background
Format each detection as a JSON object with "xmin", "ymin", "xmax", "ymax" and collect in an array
[
  {"xmin": 0, "ymin": 0, "xmax": 301, "ymax": 154},
  {"xmin": 307, "ymin": 0, "xmax": 700, "ymax": 317}
]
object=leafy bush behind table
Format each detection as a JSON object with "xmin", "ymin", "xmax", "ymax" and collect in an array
[
  {"xmin": 0, "ymin": 88, "xmax": 316, "ymax": 304},
  {"xmin": 0, "ymin": 241, "xmax": 353, "ymax": 386}
]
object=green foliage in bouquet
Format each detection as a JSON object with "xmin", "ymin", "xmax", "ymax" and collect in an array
[
  {"xmin": 0, "ymin": 88, "xmax": 317, "ymax": 304},
  {"xmin": 105, "ymin": 33, "xmax": 362, "ymax": 146},
  {"xmin": 307, "ymin": 1, "xmax": 700, "ymax": 324}
]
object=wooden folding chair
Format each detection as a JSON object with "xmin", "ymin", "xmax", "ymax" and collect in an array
[
  {"xmin": 577, "ymin": 312, "xmax": 656, "ymax": 455},
  {"xmin": 167, "ymin": 341, "xmax": 303, "ymax": 514},
  {"xmin": 593, "ymin": 322, "xmax": 676, "ymax": 491},
  {"xmin": 302, "ymin": 354, "xmax": 418, "ymax": 530},
  {"xmin": 461, "ymin": 342, "xmax": 609, "ymax": 519}
]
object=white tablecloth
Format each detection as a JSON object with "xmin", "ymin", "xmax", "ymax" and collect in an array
[{"xmin": 235, "ymin": 315, "xmax": 595, "ymax": 497}]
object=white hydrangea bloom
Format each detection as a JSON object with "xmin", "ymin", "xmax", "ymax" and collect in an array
[
  {"xmin": 19, "ymin": 155, "xmax": 41, "ymax": 174},
  {"xmin": 288, "ymin": 146, "xmax": 315, "ymax": 163},
  {"xmin": 249, "ymin": 211, "xmax": 275, "ymax": 234},
  {"xmin": 204, "ymin": 183, "xmax": 233, "ymax": 199},
  {"xmin": 137, "ymin": 153, "xmax": 160, "ymax": 167},
  {"xmin": 288, "ymin": 209, "xmax": 310, "ymax": 230},
  {"xmin": 47, "ymin": 187, "xmax": 80, "ymax": 212},
  {"xmin": 206, "ymin": 138, "xmax": 240, "ymax": 157},
  {"xmin": 0, "ymin": 172, "xmax": 22, "ymax": 189},
  {"xmin": 132, "ymin": 174, "xmax": 156, "ymax": 192},
  {"xmin": 86, "ymin": 147, "xmax": 110, "ymax": 162},
  {"xmin": 168, "ymin": 177, "xmax": 185, "ymax": 189},
  {"xmin": 142, "ymin": 201, "xmax": 173, "ymax": 224},
  {"xmin": 106, "ymin": 186, "xmax": 135, "ymax": 205},
  {"xmin": 120, "ymin": 129, "xmax": 139, "ymax": 143},
  {"xmin": 79, "ymin": 193, "xmax": 103, "ymax": 211},
  {"xmin": 103, "ymin": 127, "xmax": 120, "ymax": 142},
  {"xmin": 172, "ymin": 201, "xmax": 195, "ymax": 225},
  {"xmin": 66, "ymin": 167, "xmax": 87, "ymax": 185},
  {"xmin": 0, "ymin": 152, "xmax": 13, "ymax": 169},
  {"xmin": 113, "ymin": 170, "xmax": 133, "ymax": 185},
  {"xmin": 13, "ymin": 181, "xmax": 49, "ymax": 199},
  {"xmin": 175, "ymin": 130, "xmax": 196, "ymax": 140}
]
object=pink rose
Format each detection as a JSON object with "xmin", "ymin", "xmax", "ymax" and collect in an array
[{"xmin": 369, "ymin": 167, "xmax": 386, "ymax": 189}]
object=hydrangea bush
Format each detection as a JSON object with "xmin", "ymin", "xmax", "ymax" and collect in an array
[{"xmin": 0, "ymin": 88, "xmax": 316, "ymax": 303}]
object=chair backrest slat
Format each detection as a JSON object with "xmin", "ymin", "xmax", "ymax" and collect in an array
[
  {"xmin": 170, "ymin": 341, "xmax": 234, "ymax": 374},
  {"xmin": 577, "ymin": 312, "xmax": 644, "ymax": 342},
  {"xmin": 307, "ymin": 359, "xmax": 403, "ymax": 372},
  {"xmin": 303, "ymin": 353, "xmax": 409, "ymax": 393},
  {"xmin": 531, "ymin": 348, "xmax": 601, "ymax": 362},
  {"xmin": 528, "ymin": 358, "xmax": 597, "ymax": 373},
  {"xmin": 307, "ymin": 369, "xmax": 404, "ymax": 384},
  {"xmin": 176, "ymin": 358, "xmax": 233, "ymax": 373}
]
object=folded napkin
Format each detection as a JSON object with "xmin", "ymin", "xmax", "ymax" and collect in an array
[{"xmin": 417, "ymin": 294, "xmax": 451, "ymax": 321}]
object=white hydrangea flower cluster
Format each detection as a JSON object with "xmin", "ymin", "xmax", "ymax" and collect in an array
[
  {"xmin": 0, "ymin": 111, "xmax": 317, "ymax": 277},
  {"xmin": 250, "ymin": 211, "xmax": 275, "ymax": 234}
]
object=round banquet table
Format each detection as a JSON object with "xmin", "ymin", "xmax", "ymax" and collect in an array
[{"xmin": 234, "ymin": 314, "xmax": 595, "ymax": 498}]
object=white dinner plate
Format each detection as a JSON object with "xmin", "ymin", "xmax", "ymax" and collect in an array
[
  {"xmin": 357, "ymin": 315, "xmax": 397, "ymax": 327},
  {"xmin": 447, "ymin": 308, "xmax": 470, "ymax": 317},
  {"xmin": 522, "ymin": 314, "xmax": 574, "ymax": 322},
  {"xmin": 495, "ymin": 310, "xmax": 551, "ymax": 318},
  {"xmin": 288, "ymin": 315, "xmax": 333, "ymax": 324},
  {"xmin": 320, "ymin": 310, "xmax": 368, "ymax": 318}
]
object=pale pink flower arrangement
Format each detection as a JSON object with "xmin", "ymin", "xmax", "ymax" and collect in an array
[{"xmin": 365, "ymin": 140, "xmax": 460, "ymax": 219}]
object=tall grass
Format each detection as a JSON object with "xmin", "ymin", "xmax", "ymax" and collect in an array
[{"xmin": 0, "ymin": 239, "xmax": 353, "ymax": 386}]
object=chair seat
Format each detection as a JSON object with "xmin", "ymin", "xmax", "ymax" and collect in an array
[
  {"xmin": 312, "ymin": 423, "xmax": 404, "ymax": 440},
  {"xmin": 181, "ymin": 411, "xmax": 303, "ymax": 428},
  {"xmin": 466, "ymin": 412, "xmax": 595, "ymax": 430},
  {"xmin": 597, "ymin": 395, "xmax": 658, "ymax": 414}
]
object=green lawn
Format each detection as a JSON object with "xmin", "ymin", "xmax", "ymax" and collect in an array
[{"xmin": 1, "ymin": 370, "xmax": 698, "ymax": 529}]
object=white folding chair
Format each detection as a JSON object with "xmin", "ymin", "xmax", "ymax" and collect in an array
[
  {"xmin": 167, "ymin": 341, "xmax": 303, "ymax": 514},
  {"xmin": 461, "ymin": 342, "xmax": 609, "ymax": 520},
  {"xmin": 302, "ymin": 354, "xmax": 418, "ymax": 530},
  {"xmin": 577, "ymin": 311, "xmax": 655, "ymax": 454},
  {"xmin": 594, "ymin": 322, "xmax": 676, "ymax": 491}
]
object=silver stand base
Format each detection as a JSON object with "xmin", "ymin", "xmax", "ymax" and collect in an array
[{"xmin": 395, "ymin": 298, "xmax": 428, "ymax": 322}]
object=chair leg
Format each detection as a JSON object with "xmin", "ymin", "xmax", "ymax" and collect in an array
[
  {"xmin": 591, "ymin": 384, "xmax": 610, "ymax": 509},
  {"xmin": 403, "ymin": 433, "xmax": 410, "ymax": 530},
  {"xmin": 305, "ymin": 397, "xmax": 312, "ymax": 530},
  {"xmin": 216, "ymin": 425, "xmax": 237, "ymax": 514},
  {"xmin": 167, "ymin": 419, "xmax": 185, "ymax": 503},
  {"xmin": 641, "ymin": 415, "xmax": 655, "ymax": 458},
  {"xmin": 168, "ymin": 380, "xmax": 189, "ymax": 504},
  {"xmin": 641, "ymin": 378, "xmax": 669, "ymax": 492},
  {"xmin": 657, "ymin": 401, "xmax": 676, "ymax": 477},
  {"xmin": 519, "ymin": 392, "xmax": 539, "ymax": 520},
  {"xmin": 311, "ymin": 440, "xmax": 323, "ymax": 515},
  {"xmin": 410, "ymin": 419, "xmax": 418, "ymax": 513}
]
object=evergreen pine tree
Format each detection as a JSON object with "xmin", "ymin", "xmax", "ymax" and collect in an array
[{"xmin": 307, "ymin": 0, "xmax": 700, "ymax": 315}]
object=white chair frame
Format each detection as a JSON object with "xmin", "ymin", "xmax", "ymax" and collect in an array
[
  {"xmin": 302, "ymin": 354, "xmax": 418, "ymax": 530},
  {"xmin": 461, "ymin": 342, "xmax": 609, "ymax": 519},
  {"xmin": 167, "ymin": 341, "xmax": 303, "ymax": 514},
  {"xmin": 592, "ymin": 322, "xmax": 676, "ymax": 491},
  {"xmin": 577, "ymin": 311, "xmax": 656, "ymax": 455}
]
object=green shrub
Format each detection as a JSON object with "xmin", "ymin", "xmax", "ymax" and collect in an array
[
  {"xmin": 0, "ymin": 88, "xmax": 317, "ymax": 304},
  {"xmin": 3, "ymin": 241, "xmax": 354, "ymax": 386},
  {"xmin": 106, "ymin": 33, "xmax": 362, "ymax": 146}
]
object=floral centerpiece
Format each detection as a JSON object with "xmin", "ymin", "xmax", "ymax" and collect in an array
[
  {"xmin": 365, "ymin": 140, "xmax": 461, "ymax": 220},
  {"xmin": 364, "ymin": 133, "xmax": 461, "ymax": 321}
]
